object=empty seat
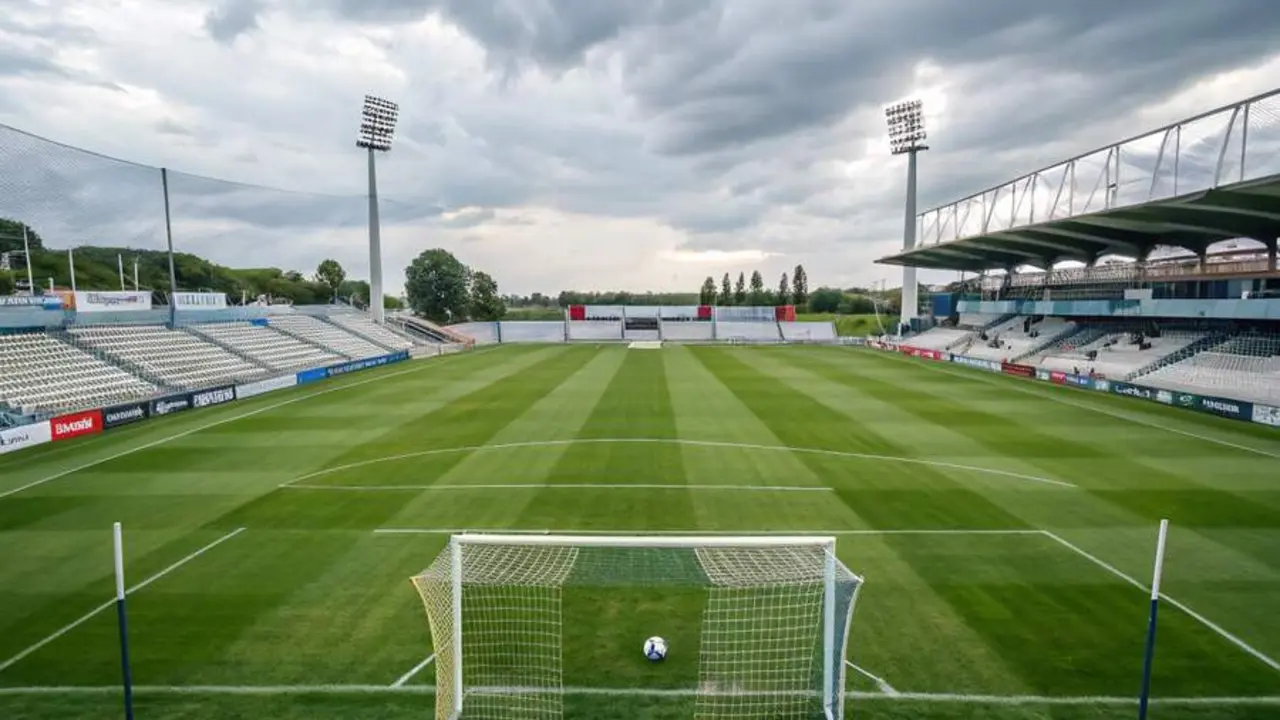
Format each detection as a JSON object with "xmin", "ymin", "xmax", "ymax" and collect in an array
[
  {"xmin": 327, "ymin": 313, "xmax": 415, "ymax": 350},
  {"xmin": 191, "ymin": 322, "xmax": 342, "ymax": 371},
  {"xmin": 68, "ymin": 324, "xmax": 265, "ymax": 390},
  {"xmin": 263, "ymin": 315, "xmax": 388, "ymax": 359},
  {"xmin": 0, "ymin": 333, "xmax": 158, "ymax": 415}
]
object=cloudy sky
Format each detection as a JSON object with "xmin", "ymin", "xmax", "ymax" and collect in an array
[{"xmin": 2, "ymin": 0, "xmax": 1279, "ymax": 297}]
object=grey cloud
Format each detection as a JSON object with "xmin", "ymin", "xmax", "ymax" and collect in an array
[
  {"xmin": 204, "ymin": 0, "xmax": 266, "ymax": 44},
  {"xmin": 438, "ymin": 207, "xmax": 496, "ymax": 228}
]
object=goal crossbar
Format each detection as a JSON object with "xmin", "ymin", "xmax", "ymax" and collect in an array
[{"xmin": 455, "ymin": 533, "xmax": 840, "ymax": 549}]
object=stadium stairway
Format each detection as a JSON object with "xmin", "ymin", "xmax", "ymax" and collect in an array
[
  {"xmin": 385, "ymin": 315, "xmax": 471, "ymax": 346},
  {"xmin": 58, "ymin": 329, "xmax": 181, "ymax": 392},
  {"xmin": 1125, "ymin": 330, "xmax": 1233, "ymax": 381},
  {"xmin": 1009, "ymin": 320, "xmax": 1086, "ymax": 362},
  {"xmin": 183, "ymin": 326, "xmax": 279, "ymax": 372}
]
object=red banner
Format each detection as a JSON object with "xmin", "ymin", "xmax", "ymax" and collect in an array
[
  {"xmin": 1050, "ymin": 371, "xmax": 1067, "ymax": 385},
  {"xmin": 1001, "ymin": 362, "xmax": 1035, "ymax": 378},
  {"xmin": 50, "ymin": 409, "xmax": 104, "ymax": 442}
]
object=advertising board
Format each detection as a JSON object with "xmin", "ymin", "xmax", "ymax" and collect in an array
[
  {"xmin": 50, "ymin": 409, "xmax": 104, "ymax": 442},
  {"xmin": 0, "ymin": 421, "xmax": 52, "ymax": 455},
  {"xmin": 1001, "ymin": 362, "xmax": 1035, "ymax": 378},
  {"xmin": 236, "ymin": 374, "xmax": 297, "ymax": 399},
  {"xmin": 73, "ymin": 291, "xmax": 152, "ymax": 313},
  {"xmin": 150, "ymin": 392, "xmax": 193, "ymax": 417},
  {"xmin": 191, "ymin": 385, "xmax": 236, "ymax": 409},
  {"xmin": 296, "ymin": 367, "xmax": 327, "ymax": 384},
  {"xmin": 103, "ymin": 402, "xmax": 150, "ymax": 429},
  {"xmin": 173, "ymin": 292, "xmax": 227, "ymax": 310},
  {"xmin": 1197, "ymin": 395, "xmax": 1252, "ymax": 421},
  {"xmin": 0, "ymin": 295, "xmax": 62, "ymax": 309},
  {"xmin": 1109, "ymin": 381, "xmax": 1157, "ymax": 401},
  {"xmin": 1253, "ymin": 404, "xmax": 1280, "ymax": 427},
  {"xmin": 951, "ymin": 355, "xmax": 1000, "ymax": 372}
]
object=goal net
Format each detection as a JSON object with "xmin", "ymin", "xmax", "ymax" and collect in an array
[{"xmin": 411, "ymin": 534, "xmax": 863, "ymax": 720}]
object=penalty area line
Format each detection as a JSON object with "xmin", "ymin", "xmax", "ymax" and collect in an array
[
  {"xmin": 0, "ymin": 528, "xmax": 246, "ymax": 675},
  {"xmin": 0, "ymin": 686, "xmax": 1278, "ymax": 706},
  {"xmin": 289, "ymin": 483, "xmax": 834, "ymax": 492},
  {"xmin": 391, "ymin": 654, "xmax": 435, "ymax": 688},
  {"xmin": 372, "ymin": 528, "xmax": 1044, "ymax": 536}
]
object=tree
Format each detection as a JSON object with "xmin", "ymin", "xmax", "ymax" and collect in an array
[
  {"xmin": 720, "ymin": 273, "xmax": 733, "ymax": 306},
  {"xmin": 699, "ymin": 276, "xmax": 717, "ymax": 305},
  {"xmin": 0, "ymin": 218, "xmax": 43, "ymax": 254},
  {"xmin": 470, "ymin": 270, "xmax": 506, "ymax": 321},
  {"xmin": 777, "ymin": 272, "xmax": 790, "ymax": 306},
  {"xmin": 808, "ymin": 287, "xmax": 843, "ymax": 313},
  {"xmin": 314, "ymin": 259, "xmax": 346, "ymax": 301},
  {"xmin": 734, "ymin": 272, "xmax": 747, "ymax": 305},
  {"xmin": 405, "ymin": 248, "xmax": 471, "ymax": 323},
  {"xmin": 792, "ymin": 264, "xmax": 808, "ymax": 306},
  {"xmin": 748, "ymin": 270, "xmax": 765, "ymax": 305},
  {"xmin": 0, "ymin": 270, "xmax": 14, "ymax": 295}
]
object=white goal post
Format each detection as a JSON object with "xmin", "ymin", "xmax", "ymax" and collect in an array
[{"xmin": 411, "ymin": 533, "xmax": 863, "ymax": 720}]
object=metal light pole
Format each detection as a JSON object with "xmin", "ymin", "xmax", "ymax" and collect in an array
[
  {"xmin": 885, "ymin": 99, "xmax": 928, "ymax": 331},
  {"xmin": 22, "ymin": 225, "xmax": 34, "ymax": 292},
  {"xmin": 357, "ymin": 95, "xmax": 400, "ymax": 325}
]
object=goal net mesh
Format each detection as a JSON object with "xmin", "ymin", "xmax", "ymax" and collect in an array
[{"xmin": 411, "ymin": 538, "xmax": 861, "ymax": 720}]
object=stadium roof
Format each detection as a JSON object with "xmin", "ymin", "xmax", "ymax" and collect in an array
[{"xmin": 878, "ymin": 89, "xmax": 1280, "ymax": 272}]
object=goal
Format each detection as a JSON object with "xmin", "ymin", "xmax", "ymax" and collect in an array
[{"xmin": 411, "ymin": 534, "xmax": 863, "ymax": 720}]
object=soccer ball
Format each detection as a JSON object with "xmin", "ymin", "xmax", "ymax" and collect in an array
[{"xmin": 643, "ymin": 636, "xmax": 667, "ymax": 662}]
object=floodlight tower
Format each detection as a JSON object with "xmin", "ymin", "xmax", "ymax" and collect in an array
[
  {"xmin": 357, "ymin": 95, "xmax": 400, "ymax": 324},
  {"xmin": 885, "ymin": 99, "xmax": 928, "ymax": 331}
]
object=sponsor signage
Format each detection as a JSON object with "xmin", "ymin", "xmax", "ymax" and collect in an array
[
  {"xmin": 0, "ymin": 421, "xmax": 52, "ymax": 455},
  {"xmin": 1065, "ymin": 375, "xmax": 1093, "ymax": 388},
  {"xmin": 1174, "ymin": 393, "xmax": 1198, "ymax": 408},
  {"xmin": 1001, "ymin": 362, "xmax": 1035, "ymax": 378},
  {"xmin": 74, "ymin": 290, "xmax": 152, "ymax": 313},
  {"xmin": 236, "ymin": 374, "xmax": 297, "ymax": 399},
  {"xmin": 1156, "ymin": 390, "xmax": 1174, "ymax": 405},
  {"xmin": 103, "ymin": 402, "xmax": 149, "ymax": 429},
  {"xmin": 325, "ymin": 353, "xmax": 403, "ymax": 378},
  {"xmin": 1036, "ymin": 369, "xmax": 1050, "ymax": 381},
  {"xmin": 150, "ymin": 392, "xmax": 193, "ymax": 417},
  {"xmin": 1093, "ymin": 379, "xmax": 1110, "ymax": 392},
  {"xmin": 50, "ymin": 409, "xmax": 103, "ymax": 442},
  {"xmin": 297, "ymin": 367, "xmax": 327, "ymax": 384},
  {"xmin": 174, "ymin": 292, "xmax": 227, "ymax": 310},
  {"xmin": 1253, "ymin": 404, "xmax": 1280, "ymax": 428},
  {"xmin": 0, "ymin": 295, "xmax": 62, "ymax": 309},
  {"xmin": 1198, "ymin": 396, "xmax": 1251, "ymax": 421},
  {"xmin": 1048, "ymin": 371, "xmax": 1067, "ymax": 384},
  {"xmin": 952, "ymin": 355, "xmax": 1000, "ymax": 372},
  {"xmin": 191, "ymin": 385, "xmax": 235, "ymax": 409},
  {"xmin": 1110, "ymin": 382, "xmax": 1157, "ymax": 400}
]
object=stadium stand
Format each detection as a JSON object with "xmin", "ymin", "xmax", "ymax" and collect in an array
[
  {"xmin": 67, "ymin": 324, "xmax": 267, "ymax": 390},
  {"xmin": 569, "ymin": 321, "xmax": 623, "ymax": 341},
  {"xmin": 498, "ymin": 321, "xmax": 566, "ymax": 342},
  {"xmin": 901, "ymin": 326, "xmax": 970, "ymax": 350},
  {"xmin": 1037, "ymin": 329, "xmax": 1207, "ymax": 379},
  {"xmin": 956, "ymin": 313, "xmax": 1006, "ymax": 329},
  {"xmin": 0, "ymin": 332, "xmax": 158, "ymax": 415},
  {"xmin": 659, "ymin": 321, "xmax": 714, "ymax": 341},
  {"xmin": 958, "ymin": 316, "xmax": 1076, "ymax": 361},
  {"xmin": 190, "ymin": 322, "xmax": 342, "ymax": 371},
  {"xmin": 778, "ymin": 322, "xmax": 837, "ymax": 342},
  {"xmin": 328, "ymin": 313, "xmax": 416, "ymax": 350},
  {"xmin": 264, "ymin": 314, "xmax": 388, "ymax": 359},
  {"xmin": 715, "ymin": 321, "xmax": 782, "ymax": 342},
  {"xmin": 1135, "ymin": 332, "xmax": 1280, "ymax": 404}
]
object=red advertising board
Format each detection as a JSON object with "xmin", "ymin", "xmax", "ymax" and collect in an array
[
  {"xmin": 1050, "ymin": 371, "xmax": 1067, "ymax": 385},
  {"xmin": 50, "ymin": 409, "xmax": 104, "ymax": 442},
  {"xmin": 568, "ymin": 305, "xmax": 586, "ymax": 321},
  {"xmin": 899, "ymin": 345, "xmax": 918, "ymax": 356},
  {"xmin": 1001, "ymin": 362, "xmax": 1035, "ymax": 378}
]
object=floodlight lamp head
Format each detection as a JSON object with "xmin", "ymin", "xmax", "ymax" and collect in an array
[
  {"xmin": 885, "ymin": 98, "xmax": 928, "ymax": 155},
  {"xmin": 357, "ymin": 94, "xmax": 400, "ymax": 152}
]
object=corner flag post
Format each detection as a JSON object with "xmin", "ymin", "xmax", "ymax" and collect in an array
[
  {"xmin": 1137, "ymin": 519, "xmax": 1169, "ymax": 720},
  {"xmin": 113, "ymin": 522, "xmax": 135, "ymax": 720}
]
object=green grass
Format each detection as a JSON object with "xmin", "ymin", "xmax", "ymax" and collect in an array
[
  {"xmin": 795, "ymin": 313, "xmax": 898, "ymax": 336},
  {"xmin": 1, "ymin": 344, "xmax": 1278, "ymax": 720}
]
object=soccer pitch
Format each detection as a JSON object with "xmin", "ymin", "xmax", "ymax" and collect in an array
[{"xmin": 1, "ymin": 343, "xmax": 1278, "ymax": 719}]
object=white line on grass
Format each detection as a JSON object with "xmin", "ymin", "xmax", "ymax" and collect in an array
[
  {"xmin": 877, "ymin": 352, "xmax": 1280, "ymax": 461},
  {"xmin": 1, "ymin": 685, "xmax": 1277, "ymax": 706},
  {"xmin": 280, "ymin": 437, "xmax": 1074, "ymax": 489},
  {"xmin": 391, "ymin": 654, "xmax": 435, "ymax": 688},
  {"xmin": 0, "ymin": 527, "xmax": 246, "ymax": 675},
  {"xmin": 372, "ymin": 528, "xmax": 1043, "ymax": 536},
  {"xmin": 0, "ymin": 349, "xmax": 500, "ymax": 500},
  {"xmin": 1041, "ymin": 530, "xmax": 1280, "ymax": 673},
  {"xmin": 287, "ymin": 483, "xmax": 833, "ymax": 492},
  {"xmin": 845, "ymin": 660, "xmax": 899, "ymax": 695}
]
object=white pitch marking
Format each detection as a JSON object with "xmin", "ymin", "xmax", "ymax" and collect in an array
[
  {"xmin": 874, "ymin": 351, "xmax": 1280, "ymax": 461},
  {"xmin": 286, "ymin": 483, "xmax": 833, "ymax": 493},
  {"xmin": 279, "ymin": 437, "xmax": 1074, "ymax": 489},
  {"xmin": 0, "ymin": 685, "xmax": 1277, "ymax": 706},
  {"xmin": 0, "ymin": 348, "xmax": 500, "ymax": 500},
  {"xmin": 0, "ymin": 527, "xmax": 247, "ymax": 675},
  {"xmin": 373, "ymin": 528, "xmax": 1042, "ymax": 536},
  {"xmin": 844, "ymin": 660, "xmax": 899, "ymax": 695},
  {"xmin": 391, "ymin": 654, "xmax": 435, "ymax": 688},
  {"xmin": 1042, "ymin": 530, "xmax": 1280, "ymax": 673}
]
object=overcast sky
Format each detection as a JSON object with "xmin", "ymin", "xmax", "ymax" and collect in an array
[{"xmin": 2, "ymin": 0, "xmax": 1279, "ymax": 297}]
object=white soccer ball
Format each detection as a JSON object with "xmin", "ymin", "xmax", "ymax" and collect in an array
[{"xmin": 643, "ymin": 636, "xmax": 667, "ymax": 662}]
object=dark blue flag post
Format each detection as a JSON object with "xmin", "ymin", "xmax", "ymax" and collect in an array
[
  {"xmin": 1137, "ymin": 519, "xmax": 1169, "ymax": 720},
  {"xmin": 113, "ymin": 522, "xmax": 135, "ymax": 720}
]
